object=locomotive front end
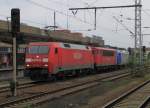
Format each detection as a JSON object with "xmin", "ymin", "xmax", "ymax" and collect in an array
[{"xmin": 25, "ymin": 45, "xmax": 49, "ymax": 80}]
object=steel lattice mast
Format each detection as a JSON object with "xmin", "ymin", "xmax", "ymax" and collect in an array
[{"xmin": 135, "ymin": 0, "xmax": 143, "ymax": 64}]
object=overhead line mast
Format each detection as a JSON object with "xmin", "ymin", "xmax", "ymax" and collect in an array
[
  {"xmin": 69, "ymin": 4, "xmax": 141, "ymax": 30},
  {"xmin": 135, "ymin": 0, "xmax": 143, "ymax": 64},
  {"xmin": 69, "ymin": 5, "xmax": 141, "ymax": 10},
  {"xmin": 69, "ymin": 1, "xmax": 143, "ymax": 65}
]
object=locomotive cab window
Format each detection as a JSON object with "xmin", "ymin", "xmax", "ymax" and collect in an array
[
  {"xmin": 39, "ymin": 46, "xmax": 49, "ymax": 54},
  {"xmin": 28, "ymin": 46, "xmax": 38, "ymax": 54},
  {"xmin": 103, "ymin": 50, "xmax": 114, "ymax": 56},
  {"xmin": 28, "ymin": 46, "xmax": 49, "ymax": 54}
]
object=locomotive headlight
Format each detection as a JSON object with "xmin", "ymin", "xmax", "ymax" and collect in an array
[
  {"xmin": 44, "ymin": 64, "xmax": 48, "ymax": 67},
  {"xmin": 26, "ymin": 58, "xmax": 32, "ymax": 62},
  {"xmin": 42, "ymin": 58, "xmax": 48, "ymax": 62},
  {"xmin": 26, "ymin": 64, "xmax": 30, "ymax": 67}
]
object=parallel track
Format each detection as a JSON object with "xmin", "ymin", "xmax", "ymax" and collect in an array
[
  {"xmin": 0, "ymin": 72, "xmax": 130, "ymax": 108},
  {"xmin": 0, "ymin": 67, "xmax": 24, "ymax": 72},
  {"xmin": 139, "ymin": 96, "xmax": 150, "ymax": 108},
  {"xmin": 103, "ymin": 79, "xmax": 150, "ymax": 108},
  {"xmin": 0, "ymin": 69, "xmax": 129, "ymax": 94}
]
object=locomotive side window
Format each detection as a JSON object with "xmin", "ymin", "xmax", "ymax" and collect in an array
[
  {"xmin": 28, "ymin": 46, "xmax": 49, "ymax": 54},
  {"xmin": 55, "ymin": 48, "xmax": 58, "ymax": 54},
  {"xmin": 103, "ymin": 50, "xmax": 114, "ymax": 56},
  {"xmin": 64, "ymin": 44, "xmax": 70, "ymax": 48}
]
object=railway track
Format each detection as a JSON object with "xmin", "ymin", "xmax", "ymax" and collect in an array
[
  {"xmin": 0, "ymin": 67, "xmax": 25, "ymax": 73},
  {"xmin": 0, "ymin": 81, "xmax": 39, "ymax": 94},
  {"xmin": 139, "ymin": 96, "xmax": 150, "ymax": 108},
  {"xmin": 0, "ymin": 67, "xmax": 25, "ymax": 72},
  {"xmin": 103, "ymin": 79, "xmax": 150, "ymax": 108},
  {"xmin": 0, "ymin": 71, "xmax": 130, "ymax": 108},
  {"xmin": 0, "ymin": 68, "xmax": 129, "ymax": 94}
]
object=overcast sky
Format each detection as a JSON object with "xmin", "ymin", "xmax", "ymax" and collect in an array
[{"xmin": 0, "ymin": 0, "xmax": 150, "ymax": 48}]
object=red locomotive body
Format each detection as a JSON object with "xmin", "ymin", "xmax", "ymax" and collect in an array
[
  {"xmin": 92, "ymin": 47, "xmax": 116, "ymax": 69},
  {"xmin": 25, "ymin": 42, "xmax": 94, "ymax": 80}
]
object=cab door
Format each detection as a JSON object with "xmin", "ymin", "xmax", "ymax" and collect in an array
[{"xmin": 54, "ymin": 47, "xmax": 62, "ymax": 73}]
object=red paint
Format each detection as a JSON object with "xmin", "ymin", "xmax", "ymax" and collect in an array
[
  {"xmin": 92, "ymin": 47, "xmax": 116, "ymax": 66},
  {"xmin": 26, "ymin": 42, "xmax": 94, "ymax": 75}
]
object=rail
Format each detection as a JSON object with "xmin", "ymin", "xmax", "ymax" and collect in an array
[
  {"xmin": 0, "ymin": 72, "xmax": 130, "ymax": 108},
  {"xmin": 103, "ymin": 80, "xmax": 150, "ymax": 108}
]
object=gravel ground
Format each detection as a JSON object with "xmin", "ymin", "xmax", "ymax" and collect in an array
[
  {"xmin": 1, "ymin": 69, "xmax": 149, "ymax": 108},
  {"xmin": 37, "ymin": 75, "xmax": 148, "ymax": 108},
  {"xmin": 36, "ymin": 72, "xmax": 150, "ymax": 108},
  {"xmin": 0, "ymin": 70, "xmax": 128, "ymax": 105}
]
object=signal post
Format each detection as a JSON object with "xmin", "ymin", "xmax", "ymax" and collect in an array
[{"xmin": 11, "ymin": 8, "xmax": 20, "ymax": 96}]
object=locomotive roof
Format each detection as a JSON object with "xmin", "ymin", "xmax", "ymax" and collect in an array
[
  {"xmin": 29, "ymin": 42, "xmax": 60, "ymax": 46},
  {"xmin": 93, "ymin": 47, "xmax": 116, "ymax": 51},
  {"xmin": 29, "ymin": 42, "xmax": 91, "ymax": 50},
  {"xmin": 116, "ymin": 49, "xmax": 129, "ymax": 54}
]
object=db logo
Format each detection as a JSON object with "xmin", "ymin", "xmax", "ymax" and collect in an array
[{"xmin": 73, "ymin": 53, "xmax": 82, "ymax": 59}]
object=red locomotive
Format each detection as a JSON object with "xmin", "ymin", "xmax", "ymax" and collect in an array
[
  {"xmin": 25, "ymin": 42, "xmax": 118, "ymax": 80},
  {"xmin": 92, "ymin": 47, "xmax": 116, "ymax": 70},
  {"xmin": 25, "ymin": 42, "xmax": 94, "ymax": 80}
]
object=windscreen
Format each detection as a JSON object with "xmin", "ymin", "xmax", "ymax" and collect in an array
[{"xmin": 28, "ymin": 46, "xmax": 49, "ymax": 54}]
